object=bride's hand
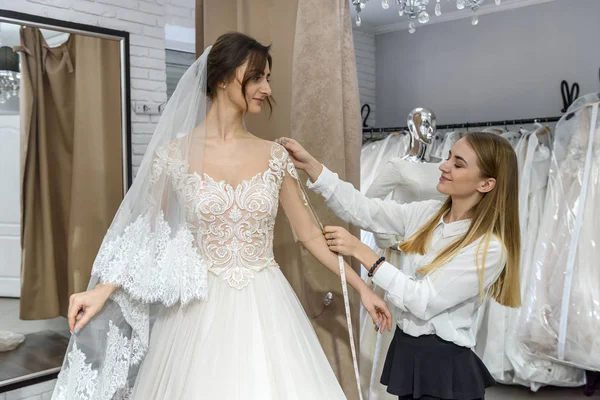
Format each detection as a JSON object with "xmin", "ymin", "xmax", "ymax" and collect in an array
[
  {"xmin": 276, "ymin": 137, "xmax": 323, "ymax": 182},
  {"xmin": 68, "ymin": 284, "xmax": 115, "ymax": 335},
  {"xmin": 360, "ymin": 288, "xmax": 394, "ymax": 333}
]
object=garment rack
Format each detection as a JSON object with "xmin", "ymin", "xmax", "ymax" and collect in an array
[{"xmin": 362, "ymin": 116, "xmax": 562, "ymax": 138}]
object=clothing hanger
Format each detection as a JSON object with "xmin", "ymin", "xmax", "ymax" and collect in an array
[
  {"xmin": 361, "ymin": 104, "xmax": 371, "ymax": 128},
  {"xmin": 533, "ymin": 122, "xmax": 550, "ymax": 137},
  {"xmin": 561, "ymin": 80, "xmax": 580, "ymax": 113},
  {"xmin": 533, "ymin": 123, "xmax": 553, "ymax": 149}
]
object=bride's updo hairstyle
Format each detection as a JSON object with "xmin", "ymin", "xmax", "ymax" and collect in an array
[{"xmin": 206, "ymin": 32, "xmax": 274, "ymax": 113}]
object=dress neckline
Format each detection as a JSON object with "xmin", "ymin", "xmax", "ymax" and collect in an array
[
  {"xmin": 193, "ymin": 169, "xmax": 269, "ymax": 190},
  {"xmin": 189, "ymin": 142, "xmax": 279, "ymax": 190}
]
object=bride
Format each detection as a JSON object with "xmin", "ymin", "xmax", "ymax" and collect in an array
[{"xmin": 51, "ymin": 32, "xmax": 392, "ymax": 399}]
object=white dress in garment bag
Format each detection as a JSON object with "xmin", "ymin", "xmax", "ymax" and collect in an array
[
  {"xmin": 360, "ymin": 134, "xmax": 410, "ymax": 247},
  {"xmin": 475, "ymin": 130, "xmax": 585, "ymax": 389},
  {"xmin": 519, "ymin": 95, "xmax": 600, "ymax": 371},
  {"xmin": 475, "ymin": 130, "xmax": 526, "ymax": 384},
  {"xmin": 507, "ymin": 132, "xmax": 584, "ymax": 388},
  {"xmin": 361, "ymin": 158, "xmax": 446, "ymax": 400},
  {"xmin": 128, "ymin": 143, "xmax": 347, "ymax": 400}
]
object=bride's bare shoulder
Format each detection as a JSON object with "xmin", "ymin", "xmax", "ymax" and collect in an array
[{"xmin": 243, "ymin": 134, "xmax": 281, "ymax": 153}]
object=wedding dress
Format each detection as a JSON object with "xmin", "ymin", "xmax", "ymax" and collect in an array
[
  {"xmin": 360, "ymin": 134, "xmax": 409, "ymax": 251},
  {"xmin": 53, "ymin": 140, "xmax": 348, "ymax": 400},
  {"xmin": 475, "ymin": 128, "xmax": 584, "ymax": 389},
  {"xmin": 519, "ymin": 93, "xmax": 600, "ymax": 371},
  {"xmin": 508, "ymin": 130, "xmax": 584, "ymax": 388},
  {"xmin": 433, "ymin": 131, "xmax": 460, "ymax": 159},
  {"xmin": 127, "ymin": 142, "xmax": 347, "ymax": 399}
]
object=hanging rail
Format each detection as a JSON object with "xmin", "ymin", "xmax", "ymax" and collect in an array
[{"xmin": 362, "ymin": 116, "xmax": 561, "ymax": 135}]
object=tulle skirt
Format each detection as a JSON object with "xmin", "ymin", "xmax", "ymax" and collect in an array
[{"xmin": 130, "ymin": 267, "xmax": 347, "ymax": 399}]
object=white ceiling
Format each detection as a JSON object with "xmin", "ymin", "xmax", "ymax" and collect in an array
[{"xmin": 350, "ymin": 0, "xmax": 560, "ymax": 34}]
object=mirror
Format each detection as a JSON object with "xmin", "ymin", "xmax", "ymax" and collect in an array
[{"xmin": 0, "ymin": 10, "xmax": 131, "ymax": 391}]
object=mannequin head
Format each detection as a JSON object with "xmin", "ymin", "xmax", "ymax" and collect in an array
[
  {"xmin": 407, "ymin": 107, "xmax": 437, "ymax": 145},
  {"xmin": 206, "ymin": 32, "xmax": 273, "ymax": 114}
]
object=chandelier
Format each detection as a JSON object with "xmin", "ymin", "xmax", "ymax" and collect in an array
[
  {"xmin": 0, "ymin": 46, "xmax": 20, "ymax": 104},
  {"xmin": 352, "ymin": 0, "xmax": 502, "ymax": 32}
]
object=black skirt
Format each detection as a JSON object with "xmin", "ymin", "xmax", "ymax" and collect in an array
[{"xmin": 381, "ymin": 327, "xmax": 495, "ymax": 400}]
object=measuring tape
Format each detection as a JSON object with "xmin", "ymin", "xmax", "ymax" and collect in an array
[{"xmin": 338, "ymin": 254, "xmax": 364, "ymax": 400}]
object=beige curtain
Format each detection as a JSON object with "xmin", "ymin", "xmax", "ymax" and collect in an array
[
  {"xmin": 18, "ymin": 27, "xmax": 123, "ymax": 320},
  {"xmin": 196, "ymin": 2, "xmax": 362, "ymax": 398}
]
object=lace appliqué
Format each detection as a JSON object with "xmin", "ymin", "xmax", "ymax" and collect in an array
[
  {"xmin": 53, "ymin": 322, "xmax": 133, "ymax": 400},
  {"xmin": 92, "ymin": 211, "xmax": 208, "ymax": 307},
  {"xmin": 53, "ymin": 343, "xmax": 99, "ymax": 400},
  {"xmin": 54, "ymin": 201, "xmax": 208, "ymax": 399},
  {"xmin": 155, "ymin": 142, "xmax": 297, "ymax": 290}
]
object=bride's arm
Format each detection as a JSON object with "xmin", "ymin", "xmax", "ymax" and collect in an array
[
  {"xmin": 279, "ymin": 169, "xmax": 369, "ymax": 295},
  {"xmin": 278, "ymin": 153, "xmax": 393, "ymax": 330}
]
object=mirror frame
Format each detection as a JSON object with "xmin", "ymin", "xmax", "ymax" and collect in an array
[
  {"xmin": 0, "ymin": 10, "xmax": 132, "ymax": 392},
  {"xmin": 0, "ymin": 10, "xmax": 133, "ymax": 193}
]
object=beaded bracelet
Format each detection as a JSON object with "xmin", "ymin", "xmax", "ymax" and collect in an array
[{"xmin": 368, "ymin": 256, "xmax": 386, "ymax": 278}]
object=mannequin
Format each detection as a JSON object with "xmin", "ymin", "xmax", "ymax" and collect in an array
[
  {"xmin": 361, "ymin": 108, "xmax": 447, "ymax": 400},
  {"xmin": 403, "ymin": 107, "xmax": 442, "ymax": 164}
]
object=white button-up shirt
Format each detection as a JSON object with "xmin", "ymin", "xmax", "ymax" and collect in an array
[{"xmin": 308, "ymin": 166, "xmax": 506, "ymax": 349}]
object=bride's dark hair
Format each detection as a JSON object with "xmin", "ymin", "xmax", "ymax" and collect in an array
[{"xmin": 207, "ymin": 32, "xmax": 274, "ymax": 112}]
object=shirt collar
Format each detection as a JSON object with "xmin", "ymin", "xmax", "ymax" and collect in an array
[{"xmin": 436, "ymin": 212, "xmax": 471, "ymax": 238}]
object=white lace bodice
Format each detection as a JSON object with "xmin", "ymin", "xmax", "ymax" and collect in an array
[{"xmin": 154, "ymin": 142, "xmax": 295, "ymax": 290}]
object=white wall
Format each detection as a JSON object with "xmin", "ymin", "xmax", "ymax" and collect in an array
[
  {"xmin": 0, "ymin": 0, "xmax": 169, "ymax": 172},
  {"xmin": 0, "ymin": 115, "xmax": 21, "ymax": 297},
  {"xmin": 375, "ymin": 0, "xmax": 600, "ymax": 127},
  {"xmin": 165, "ymin": 0, "xmax": 195, "ymax": 52},
  {"xmin": 353, "ymin": 30, "xmax": 376, "ymax": 127}
]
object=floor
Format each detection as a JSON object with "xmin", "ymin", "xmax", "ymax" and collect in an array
[
  {"xmin": 0, "ymin": 330, "xmax": 68, "ymax": 383},
  {"xmin": 0, "ymin": 299, "xmax": 68, "ymax": 337},
  {"xmin": 0, "ymin": 298, "xmax": 69, "ymax": 394},
  {"xmin": 487, "ymin": 384, "xmax": 597, "ymax": 399},
  {"xmin": 0, "ymin": 379, "xmax": 597, "ymax": 400}
]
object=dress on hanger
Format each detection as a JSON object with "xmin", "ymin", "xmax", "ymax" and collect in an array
[
  {"xmin": 509, "ymin": 132, "xmax": 584, "ymax": 388},
  {"xmin": 475, "ymin": 129, "xmax": 585, "ymax": 390},
  {"xmin": 501, "ymin": 130, "xmax": 522, "ymax": 147},
  {"xmin": 360, "ymin": 134, "xmax": 410, "ymax": 249},
  {"xmin": 475, "ymin": 130, "xmax": 527, "ymax": 384},
  {"xmin": 434, "ymin": 131, "xmax": 460, "ymax": 159},
  {"xmin": 519, "ymin": 93, "xmax": 600, "ymax": 371},
  {"xmin": 429, "ymin": 131, "xmax": 447, "ymax": 158},
  {"xmin": 361, "ymin": 158, "xmax": 446, "ymax": 400}
]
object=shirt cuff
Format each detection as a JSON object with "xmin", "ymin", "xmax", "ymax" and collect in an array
[
  {"xmin": 306, "ymin": 165, "xmax": 336, "ymax": 199},
  {"xmin": 372, "ymin": 261, "xmax": 406, "ymax": 309}
]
